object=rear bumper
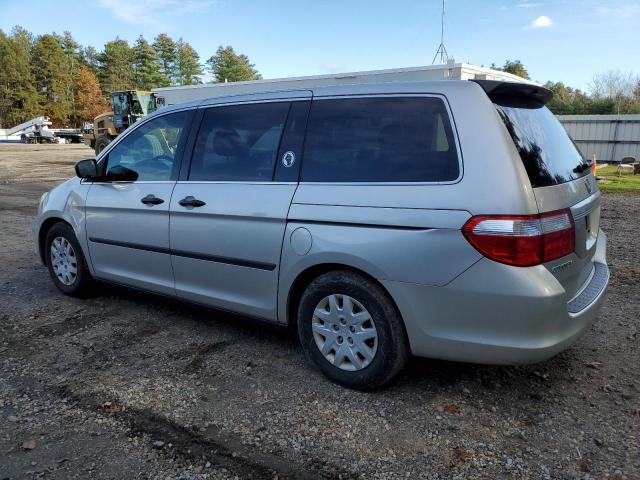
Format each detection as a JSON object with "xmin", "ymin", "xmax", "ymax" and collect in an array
[{"xmin": 384, "ymin": 230, "xmax": 609, "ymax": 365}]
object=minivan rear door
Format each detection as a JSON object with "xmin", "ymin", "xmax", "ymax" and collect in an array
[
  {"xmin": 477, "ymin": 80, "xmax": 602, "ymax": 300},
  {"xmin": 169, "ymin": 94, "xmax": 311, "ymax": 321}
]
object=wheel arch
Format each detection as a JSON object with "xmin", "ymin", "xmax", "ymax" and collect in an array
[
  {"xmin": 285, "ymin": 263, "xmax": 406, "ymax": 336},
  {"xmin": 38, "ymin": 217, "xmax": 73, "ymax": 264}
]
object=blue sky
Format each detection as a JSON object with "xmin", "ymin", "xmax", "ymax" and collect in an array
[{"xmin": 1, "ymin": 0, "xmax": 637, "ymax": 91}]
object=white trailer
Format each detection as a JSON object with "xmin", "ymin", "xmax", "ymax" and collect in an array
[
  {"xmin": 153, "ymin": 62, "xmax": 537, "ymax": 108},
  {"xmin": 2, "ymin": 116, "xmax": 52, "ymax": 136},
  {"xmin": 1, "ymin": 116, "xmax": 57, "ymax": 143},
  {"xmin": 0, "ymin": 116, "xmax": 83, "ymax": 144}
]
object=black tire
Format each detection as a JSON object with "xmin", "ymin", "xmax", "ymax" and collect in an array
[
  {"xmin": 94, "ymin": 135, "xmax": 111, "ymax": 155},
  {"xmin": 297, "ymin": 270, "xmax": 409, "ymax": 390},
  {"xmin": 44, "ymin": 223, "xmax": 93, "ymax": 297}
]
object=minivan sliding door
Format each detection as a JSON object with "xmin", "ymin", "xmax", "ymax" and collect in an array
[{"xmin": 169, "ymin": 99, "xmax": 310, "ymax": 321}]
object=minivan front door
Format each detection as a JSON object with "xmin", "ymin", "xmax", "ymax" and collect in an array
[
  {"xmin": 85, "ymin": 110, "xmax": 191, "ymax": 295},
  {"xmin": 169, "ymin": 99, "xmax": 310, "ymax": 320}
]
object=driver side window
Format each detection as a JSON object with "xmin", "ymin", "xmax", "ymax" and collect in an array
[{"xmin": 105, "ymin": 111, "xmax": 188, "ymax": 182}]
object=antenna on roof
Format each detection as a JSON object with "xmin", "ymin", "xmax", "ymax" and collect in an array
[{"xmin": 432, "ymin": 0, "xmax": 450, "ymax": 64}]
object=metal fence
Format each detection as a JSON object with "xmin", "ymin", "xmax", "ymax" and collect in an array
[{"xmin": 557, "ymin": 114, "xmax": 640, "ymax": 162}]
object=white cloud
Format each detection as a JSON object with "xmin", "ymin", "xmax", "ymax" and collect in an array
[
  {"xmin": 516, "ymin": 2, "xmax": 543, "ymax": 7},
  {"xmin": 596, "ymin": 3, "xmax": 640, "ymax": 18},
  {"xmin": 531, "ymin": 15, "xmax": 553, "ymax": 28},
  {"xmin": 319, "ymin": 64, "xmax": 349, "ymax": 74},
  {"xmin": 98, "ymin": 0, "xmax": 217, "ymax": 25}
]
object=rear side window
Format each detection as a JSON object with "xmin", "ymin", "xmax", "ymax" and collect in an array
[
  {"xmin": 189, "ymin": 102, "xmax": 289, "ymax": 181},
  {"xmin": 496, "ymin": 104, "xmax": 589, "ymax": 187},
  {"xmin": 301, "ymin": 97, "xmax": 459, "ymax": 183}
]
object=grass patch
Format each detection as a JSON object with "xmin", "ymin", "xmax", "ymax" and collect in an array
[{"xmin": 595, "ymin": 165, "xmax": 640, "ymax": 193}]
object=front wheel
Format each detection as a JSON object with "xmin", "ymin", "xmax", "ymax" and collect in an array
[
  {"xmin": 298, "ymin": 270, "xmax": 409, "ymax": 390},
  {"xmin": 44, "ymin": 223, "xmax": 93, "ymax": 296},
  {"xmin": 94, "ymin": 135, "xmax": 111, "ymax": 155}
]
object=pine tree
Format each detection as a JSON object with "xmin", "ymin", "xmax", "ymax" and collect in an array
[
  {"xmin": 59, "ymin": 31, "xmax": 82, "ymax": 67},
  {"xmin": 82, "ymin": 46, "xmax": 101, "ymax": 74},
  {"xmin": 98, "ymin": 38, "xmax": 135, "ymax": 94},
  {"xmin": 58, "ymin": 31, "xmax": 83, "ymax": 125},
  {"xmin": 152, "ymin": 34, "xmax": 177, "ymax": 84},
  {"xmin": 133, "ymin": 35, "xmax": 168, "ymax": 89},
  {"xmin": 206, "ymin": 46, "xmax": 262, "ymax": 83},
  {"xmin": 31, "ymin": 34, "xmax": 74, "ymax": 126},
  {"xmin": 175, "ymin": 38, "xmax": 203, "ymax": 85},
  {"xmin": 0, "ymin": 27, "xmax": 39, "ymax": 127},
  {"xmin": 75, "ymin": 66, "xmax": 108, "ymax": 122}
]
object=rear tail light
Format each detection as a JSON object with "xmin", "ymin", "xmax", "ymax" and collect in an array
[{"xmin": 462, "ymin": 209, "xmax": 575, "ymax": 267}]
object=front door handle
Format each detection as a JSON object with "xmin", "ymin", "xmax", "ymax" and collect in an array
[
  {"xmin": 141, "ymin": 194, "xmax": 164, "ymax": 205},
  {"xmin": 178, "ymin": 196, "xmax": 206, "ymax": 208}
]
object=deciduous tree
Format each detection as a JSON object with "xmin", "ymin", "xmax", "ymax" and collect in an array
[
  {"xmin": 590, "ymin": 70, "xmax": 639, "ymax": 114},
  {"xmin": 500, "ymin": 59, "xmax": 530, "ymax": 80},
  {"xmin": 75, "ymin": 66, "xmax": 108, "ymax": 122}
]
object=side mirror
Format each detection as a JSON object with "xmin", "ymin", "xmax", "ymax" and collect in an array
[
  {"xmin": 75, "ymin": 159, "xmax": 98, "ymax": 180},
  {"xmin": 104, "ymin": 165, "xmax": 139, "ymax": 182}
]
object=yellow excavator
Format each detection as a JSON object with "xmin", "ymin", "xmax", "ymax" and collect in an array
[{"xmin": 83, "ymin": 90, "xmax": 156, "ymax": 154}]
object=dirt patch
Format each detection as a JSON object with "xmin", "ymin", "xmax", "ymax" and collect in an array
[{"xmin": 0, "ymin": 144, "xmax": 638, "ymax": 479}]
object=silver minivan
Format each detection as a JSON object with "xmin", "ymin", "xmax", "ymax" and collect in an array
[{"xmin": 34, "ymin": 80, "xmax": 609, "ymax": 389}]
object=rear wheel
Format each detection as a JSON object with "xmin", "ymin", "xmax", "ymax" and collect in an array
[
  {"xmin": 94, "ymin": 135, "xmax": 111, "ymax": 155},
  {"xmin": 297, "ymin": 270, "xmax": 409, "ymax": 390},
  {"xmin": 44, "ymin": 223, "xmax": 93, "ymax": 296}
]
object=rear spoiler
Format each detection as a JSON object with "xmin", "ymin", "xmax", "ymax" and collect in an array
[{"xmin": 471, "ymin": 80, "xmax": 553, "ymax": 108}]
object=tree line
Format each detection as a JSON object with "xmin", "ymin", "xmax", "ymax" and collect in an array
[
  {"xmin": 1, "ymin": 26, "xmax": 639, "ymax": 129},
  {"xmin": 0, "ymin": 26, "xmax": 261, "ymax": 128},
  {"xmin": 492, "ymin": 59, "xmax": 640, "ymax": 115}
]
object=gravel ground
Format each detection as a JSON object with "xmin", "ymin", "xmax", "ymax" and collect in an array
[{"xmin": 0, "ymin": 144, "xmax": 638, "ymax": 480}]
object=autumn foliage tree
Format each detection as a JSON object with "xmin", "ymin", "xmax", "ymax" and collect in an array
[
  {"xmin": 490, "ymin": 59, "xmax": 530, "ymax": 80},
  {"xmin": 75, "ymin": 66, "xmax": 108, "ymax": 122}
]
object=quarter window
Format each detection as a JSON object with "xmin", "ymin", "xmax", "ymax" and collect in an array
[
  {"xmin": 189, "ymin": 102, "xmax": 290, "ymax": 181},
  {"xmin": 104, "ymin": 111, "xmax": 188, "ymax": 181},
  {"xmin": 301, "ymin": 97, "xmax": 459, "ymax": 183}
]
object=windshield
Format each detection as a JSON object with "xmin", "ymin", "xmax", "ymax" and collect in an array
[
  {"xmin": 496, "ymin": 104, "xmax": 589, "ymax": 188},
  {"xmin": 130, "ymin": 93, "xmax": 156, "ymax": 116}
]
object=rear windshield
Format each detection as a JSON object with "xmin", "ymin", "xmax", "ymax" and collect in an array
[{"xmin": 496, "ymin": 104, "xmax": 589, "ymax": 187}]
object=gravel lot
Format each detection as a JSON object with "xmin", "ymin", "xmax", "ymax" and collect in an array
[{"xmin": 1, "ymin": 143, "xmax": 638, "ymax": 480}]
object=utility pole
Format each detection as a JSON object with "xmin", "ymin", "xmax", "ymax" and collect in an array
[{"xmin": 432, "ymin": 0, "xmax": 450, "ymax": 64}]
